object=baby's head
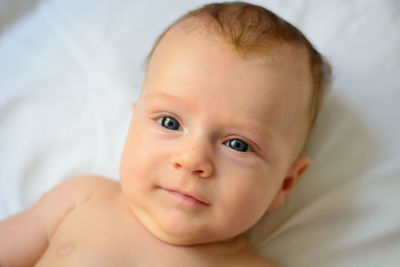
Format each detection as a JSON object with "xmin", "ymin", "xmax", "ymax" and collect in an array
[{"xmin": 120, "ymin": 2, "xmax": 331, "ymax": 245}]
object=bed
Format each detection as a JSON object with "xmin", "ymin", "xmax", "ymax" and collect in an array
[{"xmin": 1, "ymin": 0, "xmax": 399, "ymax": 266}]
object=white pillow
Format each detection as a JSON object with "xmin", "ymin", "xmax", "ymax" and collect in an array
[{"xmin": 1, "ymin": 1, "xmax": 399, "ymax": 266}]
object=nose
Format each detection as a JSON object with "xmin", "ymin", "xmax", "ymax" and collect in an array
[{"xmin": 171, "ymin": 143, "xmax": 214, "ymax": 179}]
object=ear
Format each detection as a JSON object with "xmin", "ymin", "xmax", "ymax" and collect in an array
[{"xmin": 267, "ymin": 156, "xmax": 310, "ymax": 211}]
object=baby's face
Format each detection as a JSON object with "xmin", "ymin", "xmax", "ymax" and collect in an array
[{"xmin": 120, "ymin": 26, "xmax": 312, "ymax": 245}]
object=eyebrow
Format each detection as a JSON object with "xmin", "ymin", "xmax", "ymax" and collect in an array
[
  {"xmin": 144, "ymin": 92, "xmax": 191, "ymax": 110},
  {"xmin": 235, "ymin": 120, "xmax": 274, "ymax": 149},
  {"xmin": 245, "ymin": 122, "xmax": 273, "ymax": 140}
]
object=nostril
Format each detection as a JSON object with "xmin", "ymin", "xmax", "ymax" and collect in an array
[
  {"xmin": 193, "ymin": 170, "xmax": 204, "ymax": 175},
  {"xmin": 173, "ymin": 162, "xmax": 182, "ymax": 169}
]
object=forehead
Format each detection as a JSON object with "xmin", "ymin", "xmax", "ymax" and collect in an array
[
  {"xmin": 146, "ymin": 25, "xmax": 310, "ymax": 95},
  {"xmin": 148, "ymin": 28, "xmax": 310, "ymax": 102}
]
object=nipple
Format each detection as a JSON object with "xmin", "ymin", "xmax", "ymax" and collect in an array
[{"xmin": 58, "ymin": 242, "xmax": 74, "ymax": 256}]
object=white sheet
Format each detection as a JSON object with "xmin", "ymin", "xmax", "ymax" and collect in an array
[{"xmin": 1, "ymin": 0, "xmax": 399, "ymax": 266}]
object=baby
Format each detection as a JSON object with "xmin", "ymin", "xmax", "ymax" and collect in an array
[{"xmin": 0, "ymin": 2, "xmax": 331, "ymax": 266}]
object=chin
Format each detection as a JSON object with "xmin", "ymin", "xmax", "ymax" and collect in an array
[
  {"xmin": 157, "ymin": 233, "xmax": 204, "ymax": 246},
  {"xmin": 155, "ymin": 220, "xmax": 245, "ymax": 246},
  {"xmin": 151, "ymin": 216, "xmax": 234, "ymax": 246},
  {"xmin": 128, "ymin": 195, "xmax": 240, "ymax": 246},
  {"xmin": 151, "ymin": 221, "xmax": 215, "ymax": 246}
]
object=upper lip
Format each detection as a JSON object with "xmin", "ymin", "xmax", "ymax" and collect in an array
[{"xmin": 164, "ymin": 187, "xmax": 210, "ymax": 205}]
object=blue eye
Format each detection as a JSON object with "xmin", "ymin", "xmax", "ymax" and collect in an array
[
  {"xmin": 159, "ymin": 116, "xmax": 180, "ymax": 130},
  {"xmin": 225, "ymin": 139, "xmax": 250, "ymax": 152}
]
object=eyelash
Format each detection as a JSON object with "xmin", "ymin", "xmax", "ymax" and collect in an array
[
  {"xmin": 157, "ymin": 116, "xmax": 182, "ymax": 131},
  {"xmin": 156, "ymin": 115, "xmax": 254, "ymax": 153},
  {"xmin": 223, "ymin": 138, "xmax": 254, "ymax": 153}
]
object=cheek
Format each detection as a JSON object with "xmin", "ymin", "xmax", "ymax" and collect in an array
[
  {"xmin": 120, "ymin": 128, "xmax": 156, "ymax": 192},
  {"xmin": 224, "ymin": 159, "xmax": 280, "ymax": 204},
  {"xmin": 120, "ymin": 121, "xmax": 173, "ymax": 192},
  {"xmin": 215, "ymin": 166, "xmax": 275, "ymax": 233}
]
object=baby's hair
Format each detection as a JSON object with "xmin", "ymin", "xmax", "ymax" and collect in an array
[{"xmin": 145, "ymin": 1, "xmax": 332, "ymax": 130}]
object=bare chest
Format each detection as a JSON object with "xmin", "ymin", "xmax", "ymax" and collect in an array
[{"xmin": 34, "ymin": 197, "xmax": 242, "ymax": 267}]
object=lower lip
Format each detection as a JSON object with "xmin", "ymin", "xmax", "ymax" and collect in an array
[{"xmin": 166, "ymin": 189, "xmax": 208, "ymax": 208}]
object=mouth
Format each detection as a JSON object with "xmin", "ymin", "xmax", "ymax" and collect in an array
[{"xmin": 163, "ymin": 187, "xmax": 209, "ymax": 207}]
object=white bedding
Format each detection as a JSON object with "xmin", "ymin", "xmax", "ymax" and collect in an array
[{"xmin": 1, "ymin": 0, "xmax": 399, "ymax": 266}]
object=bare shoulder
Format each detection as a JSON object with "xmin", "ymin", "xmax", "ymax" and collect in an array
[
  {"xmin": 35, "ymin": 175, "xmax": 120, "ymax": 237},
  {"xmin": 51, "ymin": 174, "xmax": 120, "ymax": 196},
  {"xmin": 38, "ymin": 175, "xmax": 119, "ymax": 206},
  {"xmin": 0, "ymin": 175, "xmax": 120, "ymax": 266}
]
